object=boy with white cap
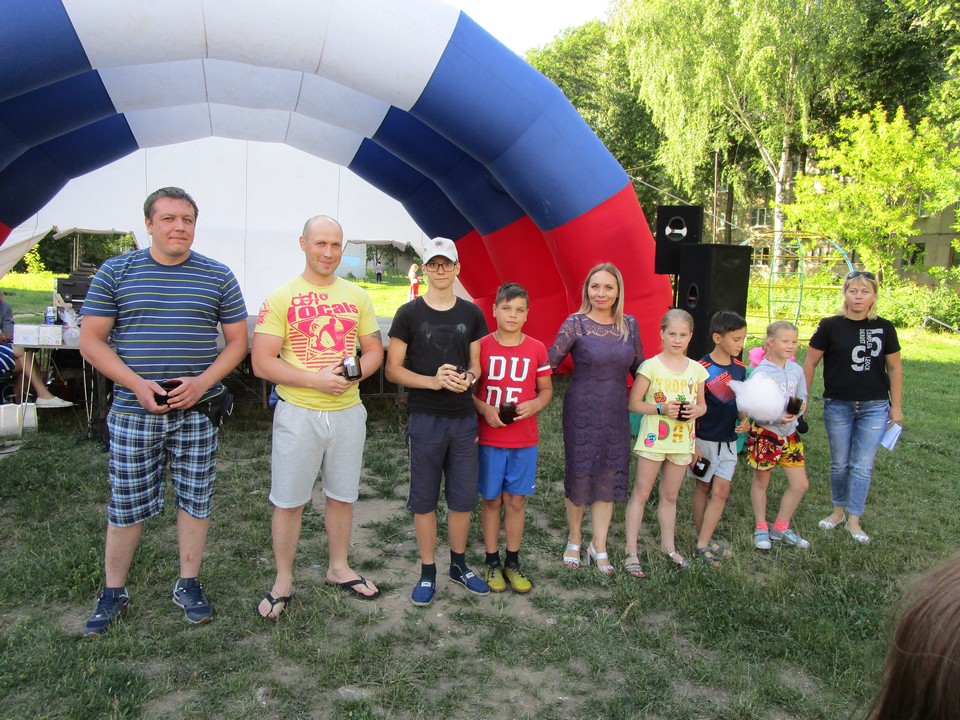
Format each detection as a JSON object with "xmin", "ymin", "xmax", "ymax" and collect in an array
[{"xmin": 386, "ymin": 238, "xmax": 490, "ymax": 606}]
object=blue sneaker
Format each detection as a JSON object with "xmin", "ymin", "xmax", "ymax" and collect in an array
[
  {"xmin": 172, "ymin": 578, "xmax": 213, "ymax": 624},
  {"xmin": 754, "ymin": 529, "xmax": 771, "ymax": 551},
  {"xmin": 449, "ymin": 565, "xmax": 490, "ymax": 596},
  {"xmin": 769, "ymin": 527, "xmax": 811, "ymax": 549},
  {"xmin": 83, "ymin": 587, "xmax": 129, "ymax": 637},
  {"xmin": 411, "ymin": 578, "xmax": 436, "ymax": 606}
]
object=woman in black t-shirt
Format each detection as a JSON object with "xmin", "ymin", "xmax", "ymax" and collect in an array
[{"xmin": 803, "ymin": 271, "xmax": 903, "ymax": 545}]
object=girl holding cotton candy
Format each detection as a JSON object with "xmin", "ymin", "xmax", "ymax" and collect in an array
[{"xmin": 735, "ymin": 321, "xmax": 811, "ymax": 551}]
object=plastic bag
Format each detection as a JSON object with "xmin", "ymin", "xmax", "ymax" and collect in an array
[{"xmin": 59, "ymin": 307, "xmax": 80, "ymax": 345}]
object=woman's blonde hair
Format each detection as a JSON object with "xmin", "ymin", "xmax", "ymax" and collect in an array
[
  {"xmin": 579, "ymin": 263, "xmax": 629, "ymax": 340},
  {"xmin": 838, "ymin": 271, "xmax": 879, "ymax": 320}
]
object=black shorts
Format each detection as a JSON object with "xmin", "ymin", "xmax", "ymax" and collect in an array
[{"xmin": 406, "ymin": 413, "xmax": 479, "ymax": 514}]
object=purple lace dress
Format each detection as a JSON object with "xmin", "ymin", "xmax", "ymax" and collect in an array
[{"xmin": 548, "ymin": 314, "xmax": 644, "ymax": 506}]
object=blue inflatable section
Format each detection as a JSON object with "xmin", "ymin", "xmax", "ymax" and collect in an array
[
  {"xmin": 349, "ymin": 139, "xmax": 475, "ymax": 241},
  {"xmin": 372, "ymin": 108, "xmax": 524, "ymax": 236},
  {"xmin": 0, "ymin": 116, "xmax": 137, "ymax": 227},
  {"xmin": 0, "ymin": 0, "xmax": 90, "ymax": 101},
  {"xmin": 411, "ymin": 14, "xmax": 628, "ymax": 230}
]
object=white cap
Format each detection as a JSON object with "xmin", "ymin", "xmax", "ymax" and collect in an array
[{"xmin": 421, "ymin": 237, "xmax": 458, "ymax": 263}]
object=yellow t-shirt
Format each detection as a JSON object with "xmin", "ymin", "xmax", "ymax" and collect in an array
[
  {"xmin": 635, "ymin": 355, "xmax": 709, "ymax": 454},
  {"xmin": 254, "ymin": 275, "xmax": 378, "ymax": 411}
]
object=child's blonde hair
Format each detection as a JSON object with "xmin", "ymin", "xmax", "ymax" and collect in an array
[
  {"xmin": 765, "ymin": 320, "xmax": 798, "ymax": 342},
  {"xmin": 661, "ymin": 308, "xmax": 695, "ymax": 332}
]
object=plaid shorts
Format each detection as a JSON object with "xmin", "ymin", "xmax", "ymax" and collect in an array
[
  {"xmin": 746, "ymin": 423, "xmax": 805, "ymax": 471},
  {"xmin": 106, "ymin": 410, "xmax": 219, "ymax": 526}
]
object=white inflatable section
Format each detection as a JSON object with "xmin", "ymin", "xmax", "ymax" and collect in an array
[
  {"xmin": 62, "ymin": 0, "xmax": 460, "ymax": 110},
  {"xmin": 14, "ymin": 138, "xmax": 426, "ymax": 312},
  {"xmin": 101, "ymin": 58, "xmax": 390, "ymax": 155}
]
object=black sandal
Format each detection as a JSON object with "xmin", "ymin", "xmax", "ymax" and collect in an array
[
  {"xmin": 257, "ymin": 592, "xmax": 292, "ymax": 619},
  {"xmin": 695, "ymin": 547, "xmax": 721, "ymax": 569}
]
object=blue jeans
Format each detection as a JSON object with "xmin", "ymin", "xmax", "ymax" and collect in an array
[{"xmin": 823, "ymin": 398, "xmax": 889, "ymax": 517}]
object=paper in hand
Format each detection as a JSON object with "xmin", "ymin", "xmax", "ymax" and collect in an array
[{"xmin": 880, "ymin": 422, "xmax": 902, "ymax": 451}]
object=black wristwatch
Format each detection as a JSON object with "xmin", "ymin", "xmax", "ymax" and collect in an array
[{"xmin": 465, "ymin": 370, "xmax": 477, "ymax": 387}]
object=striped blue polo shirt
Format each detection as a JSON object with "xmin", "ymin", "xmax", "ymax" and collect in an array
[{"xmin": 82, "ymin": 248, "xmax": 247, "ymax": 414}]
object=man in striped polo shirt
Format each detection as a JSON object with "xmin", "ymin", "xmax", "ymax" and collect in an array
[{"xmin": 79, "ymin": 187, "xmax": 248, "ymax": 636}]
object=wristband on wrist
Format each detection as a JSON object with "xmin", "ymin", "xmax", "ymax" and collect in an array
[{"xmin": 656, "ymin": 402, "xmax": 662, "ymax": 416}]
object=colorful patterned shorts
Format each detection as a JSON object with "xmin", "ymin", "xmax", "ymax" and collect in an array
[{"xmin": 746, "ymin": 424, "xmax": 804, "ymax": 471}]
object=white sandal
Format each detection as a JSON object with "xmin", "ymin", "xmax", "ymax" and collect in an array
[
  {"xmin": 818, "ymin": 514, "xmax": 846, "ymax": 530},
  {"xmin": 624, "ymin": 552, "xmax": 646, "ymax": 579},
  {"xmin": 562, "ymin": 541, "xmax": 581, "ymax": 569},
  {"xmin": 586, "ymin": 543, "xmax": 615, "ymax": 576}
]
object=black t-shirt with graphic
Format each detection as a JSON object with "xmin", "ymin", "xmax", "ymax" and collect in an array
[
  {"xmin": 808, "ymin": 315, "xmax": 900, "ymax": 401},
  {"xmin": 389, "ymin": 296, "xmax": 487, "ymax": 417}
]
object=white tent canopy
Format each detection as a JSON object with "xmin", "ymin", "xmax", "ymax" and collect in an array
[{"xmin": 7, "ymin": 138, "xmax": 428, "ymax": 310}]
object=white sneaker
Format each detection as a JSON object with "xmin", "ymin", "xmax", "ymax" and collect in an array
[{"xmin": 36, "ymin": 396, "xmax": 73, "ymax": 408}]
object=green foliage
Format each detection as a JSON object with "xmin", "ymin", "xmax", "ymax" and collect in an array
[
  {"xmin": 784, "ymin": 105, "xmax": 960, "ymax": 276},
  {"xmin": 12, "ymin": 231, "xmax": 134, "ymax": 274},
  {"xmin": 745, "ymin": 268, "xmax": 960, "ymax": 333},
  {"xmin": 612, "ymin": 0, "xmax": 858, "ymax": 221},
  {"xmin": 22, "ymin": 247, "xmax": 46, "ymax": 274}
]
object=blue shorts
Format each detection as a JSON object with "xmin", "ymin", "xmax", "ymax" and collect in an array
[
  {"xmin": 106, "ymin": 410, "xmax": 219, "ymax": 526},
  {"xmin": 406, "ymin": 413, "xmax": 478, "ymax": 514},
  {"xmin": 478, "ymin": 445, "xmax": 538, "ymax": 499},
  {"xmin": 0, "ymin": 343, "xmax": 14, "ymax": 374}
]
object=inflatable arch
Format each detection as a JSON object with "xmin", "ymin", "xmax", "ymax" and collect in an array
[{"xmin": 0, "ymin": 0, "xmax": 671, "ymax": 348}]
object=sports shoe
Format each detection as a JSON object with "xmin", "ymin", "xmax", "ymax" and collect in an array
[
  {"xmin": 172, "ymin": 578, "xmax": 213, "ymax": 623},
  {"xmin": 503, "ymin": 565, "xmax": 532, "ymax": 594},
  {"xmin": 449, "ymin": 564, "xmax": 490, "ymax": 596},
  {"xmin": 484, "ymin": 564, "xmax": 507, "ymax": 593},
  {"xmin": 754, "ymin": 529, "xmax": 771, "ymax": 550},
  {"xmin": 411, "ymin": 578, "xmax": 436, "ymax": 606},
  {"xmin": 83, "ymin": 587, "xmax": 129, "ymax": 637},
  {"xmin": 36, "ymin": 396, "xmax": 73, "ymax": 408},
  {"xmin": 769, "ymin": 527, "xmax": 811, "ymax": 549}
]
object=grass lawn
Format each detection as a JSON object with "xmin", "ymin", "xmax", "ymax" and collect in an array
[{"xmin": 0, "ymin": 326, "xmax": 957, "ymax": 719}]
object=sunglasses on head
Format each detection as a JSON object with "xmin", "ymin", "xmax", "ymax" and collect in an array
[{"xmin": 846, "ymin": 270, "xmax": 876, "ymax": 280}]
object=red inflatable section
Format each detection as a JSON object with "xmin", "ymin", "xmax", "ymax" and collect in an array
[
  {"xmin": 544, "ymin": 185, "xmax": 672, "ymax": 356},
  {"xmin": 456, "ymin": 186, "xmax": 671, "ymax": 360},
  {"xmin": 0, "ymin": 224, "xmax": 10, "ymax": 245},
  {"xmin": 458, "ymin": 217, "xmax": 568, "ymax": 345}
]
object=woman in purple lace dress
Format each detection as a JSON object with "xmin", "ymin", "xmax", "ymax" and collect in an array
[{"xmin": 548, "ymin": 263, "xmax": 644, "ymax": 575}]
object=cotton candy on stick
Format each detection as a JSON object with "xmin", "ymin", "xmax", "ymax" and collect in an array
[{"xmin": 729, "ymin": 374, "xmax": 786, "ymax": 423}]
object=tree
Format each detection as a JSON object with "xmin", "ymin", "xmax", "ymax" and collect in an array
[
  {"xmin": 902, "ymin": 0, "xmax": 960, "ymax": 137},
  {"xmin": 783, "ymin": 105, "xmax": 960, "ymax": 276},
  {"xmin": 830, "ymin": 0, "xmax": 951, "ymax": 125},
  {"xmin": 13, "ymin": 231, "xmax": 134, "ymax": 273},
  {"xmin": 612, "ymin": 0, "xmax": 859, "ymax": 246}
]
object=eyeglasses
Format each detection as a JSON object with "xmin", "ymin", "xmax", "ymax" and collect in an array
[
  {"xmin": 846, "ymin": 270, "xmax": 876, "ymax": 280},
  {"xmin": 424, "ymin": 260, "xmax": 456, "ymax": 272}
]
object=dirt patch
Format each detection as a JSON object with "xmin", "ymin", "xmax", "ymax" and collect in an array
[{"xmin": 142, "ymin": 689, "xmax": 199, "ymax": 719}]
